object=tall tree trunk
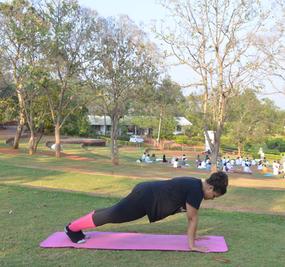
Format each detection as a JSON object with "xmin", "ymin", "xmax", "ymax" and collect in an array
[
  {"xmin": 111, "ymin": 116, "xmax": 119, "ymax": 165},
  {"xmin": 211, "ymin": 126, "xmax": 223, "ymax": 172},
  {"xmin": 237, "ymin": 143, "xmax": 242, "ymax": 157},
  {"xmin": 156, "ymin": 108, "xmax": 163, "ymax": 145},
  {"xmin": 34, "ymin": 123, "xmax": 44, "ymax": 153},
  {"xmin": 13, "ymin": 116, "xmax": 24, "ymax": 149},
  {"xmin": 35, "ymin": 132, "xmax": 43, "ymax": 153},
  {"xmin": 55, "ymin": 122, "xmax": 61, "ymax": 158},
  {"xmin": 212, "ymin": 89, "xmax": 226, "ymax": 172},
  {"xmin": 26, "ymin": 113, "xmax": 36, "ymax": 155},
  {"xmin": 13, "ymin": 83, "xmax": 26, "ymax": 149},
  {"xmin": 28, "ymin": 131, "xmax": 36, "ymax": 155}
]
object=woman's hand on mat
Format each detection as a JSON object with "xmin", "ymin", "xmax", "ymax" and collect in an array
[{"xmin": 190, "ymin": 246, "xmax": 208, "ymax": 253}]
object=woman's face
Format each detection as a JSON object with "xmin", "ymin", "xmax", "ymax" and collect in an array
[{"xmin": 204, "ymin": 186, "xmax": 221, "ymax": 200}]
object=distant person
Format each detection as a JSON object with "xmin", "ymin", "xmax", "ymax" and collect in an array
[
  {"xmin": 51, "ymin": 143, "xmax": 63, "ymax": 151},
  {"xmin": 258, "ymin": 147, "xmax": 265, "ymax": 160},
  {"xmin": 263, "ymin": 157, "xmax": 269, "ymax": 167},
  {"xmin": 198, "ymin": 160, "xmax": 206, "ymax": 169},
  {"xmin": 235, "ymin": 157, "xmax": 241, "ymax": 166},
  {"xmin": 173, "ymin": 158, "xmax": 181, "ymax": 168},
  {"xmin": 145, "ymin": 154, "xmax": 152, "ymax": 163},
  {"xmin": 272, "ymin": 161, "xmax": 280, "ymax": 176},
  {"xmin": 196, "ymin": 154, "xmax": 201, "ymax": 167},
  {"xmin": 150, "ymin": 154, "xmax": 156, "ymax": 162},
  {"xmin": 257, "ymin": 160, "xmax": 263, "ymax": 171},
  {"xmin": 181, "ymin": 154, "xmax": 187, "ymax": 166},
  {"xmin": 141, "ymin": 152, "xmax": 146, "ymax": 162},
  {"xmin": 243, "ymin": 163, "xmax": 252, "ymax": 174},
  {"xmin": 162, "ymin": 154, "xmax": 168, "ymax": 163},
  {"xmin": 206, "ymin": 159, "xmax": 212, "ymax": 171}
]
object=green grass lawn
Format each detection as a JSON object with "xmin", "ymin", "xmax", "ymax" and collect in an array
[
  {"xmin": 1, "ymin": 184, "xmax": 285, "ymax": 267},
  {"xmin": 1, "ymin": 152, "xmax": 285, "ymax": 214},
  {"xmin": 1, "ymin": 143, "xmax": 285, "ymax": 266}
]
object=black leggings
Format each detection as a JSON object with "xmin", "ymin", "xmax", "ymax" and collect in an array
[{"xmin": 92, "ymin": 184, "xmax": 148, "ymax": 226}]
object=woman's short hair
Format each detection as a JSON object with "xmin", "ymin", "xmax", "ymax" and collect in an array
[{"xmin": 206, "ymin": 171, "xmax": 228, "ymax": 195}]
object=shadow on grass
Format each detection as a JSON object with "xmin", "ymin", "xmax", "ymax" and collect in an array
[{"xmin": 0, "ymin": 161, "xmax": 66, "ymax": 184}]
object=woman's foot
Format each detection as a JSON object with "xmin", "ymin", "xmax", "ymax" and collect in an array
[{"xmin": 64, "ymin": 225, "xmax": 86, "ymax": 244}]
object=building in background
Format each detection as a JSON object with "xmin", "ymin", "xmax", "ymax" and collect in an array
[{"xmin": 88, "ymin": 115, "xmax": 192, "ymax": 136}]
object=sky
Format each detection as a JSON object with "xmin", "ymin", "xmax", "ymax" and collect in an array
[
  {"xmin": 78, "ymin": 0, "xmax": 285, "ymax": 110},
  {"xmin": 79, "ymin": 0, "xmax": 163, "ymax": 25}
]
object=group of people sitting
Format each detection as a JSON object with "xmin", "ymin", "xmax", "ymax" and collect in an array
[
  {"xmin": 137, "ymin": 150, "xmax": 285, "ymax": 177},
  {"xmin": 170, "ymin": 154, "xmax": 189, "ymax": 168},
  {"xmin": 137, "ymin": 152, "xmax": 189, "ymax": 168},
  {"xmin": 139, "ymin": 152, "xmax": 158, "ymax": 163},
  {"xmin": 271, "ymin": 160, "xmax": 285, "ymax": 176},
  {"xmin": 196, "ymin": 154, "xmax": 212, "ymax": 170},
  {"xmin": 219, "ymin": 155, "xmax": 285, "ymax": 176},
  {"xmin": 219, "ymin": 156, "xmax": 254, "ymax": 174}
]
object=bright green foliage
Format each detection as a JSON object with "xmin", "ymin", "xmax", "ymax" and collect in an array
[
  {"xmin": 0, "ymin": 0, "xmax": 51, "ymax": 151},
  {"xmin": 128, "ymin": 78, "xmax": 187, "ymax": 140},
  {"xmin": 61, "ymin": 106, "xmax": 91, "ymax": 137},
  {"xmin": 0, "ymin": 85, "xmax": 17, "ymax": 123},
  {"xmin": 266, "ymin": 138, "xmax": 285, "ymax": 153},
  {"xmin": 225, "ymin": 89, "xmax": 285, "ymax": 153},
  {"xmin": 185, "ymin": 93, "xmax": 206, "ymax": 140}
]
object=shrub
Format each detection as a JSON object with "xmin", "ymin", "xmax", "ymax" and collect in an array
[
  {"xmin": 172, "ymin": 135, "xmax": 203, "ymax": 146},
  {"xmin": 263, "ymin": 148, "xmax": 280, "ymax": 155},
  {"xmin": 173, "ymin": 135, "xmax": 189, "ymax": 144},
  {"xmin": 118, "ymin": 135, "xmax": 130, "ymax": 141},
  {"xmin": 265, "ymin": 138, "xmax": 285, "ymax": 152}
]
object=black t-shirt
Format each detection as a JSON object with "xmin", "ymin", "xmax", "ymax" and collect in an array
[{"xmin": 134, "ymin": 177, "xmax": 204, "ymax": 222}]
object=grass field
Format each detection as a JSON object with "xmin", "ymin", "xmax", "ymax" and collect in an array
[{"xmin": 1, "ymin": 141, "xmax": 285, "ymax": 266}]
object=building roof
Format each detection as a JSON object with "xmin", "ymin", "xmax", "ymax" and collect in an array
[
  {"xmin": 88, "ymin": 115, "xmax": 112, "ymax": 126},
  {"xmin": 88, "ymin": 115, "xmax": 192, "ymax": 127},
  {"xmin": 174, "ymin": 116, "xmax": 192, "ymax": 126}
]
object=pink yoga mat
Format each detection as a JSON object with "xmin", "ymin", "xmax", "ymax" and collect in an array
[{"xmin": 40, "ymin": 231, "xmax": 228, "ymax": 253}]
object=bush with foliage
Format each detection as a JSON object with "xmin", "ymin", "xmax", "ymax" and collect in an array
[
  {"xmin": 117, "ymin": 134, "xmax": 130, "ymax": 141},
  {"xmin": 173, "ymin": 135, "xmax": 189, "ymax": 144},
  {"xmin": 61, "ymin": 107, "xmax": 91, "ymax": 137},
  {"xmin": 265, "ymin": 138, "xmax": 285, "ymax": 153},
  {"xmin": 172, "ymin": 135, "xmax": 204, "ymax": 146}
]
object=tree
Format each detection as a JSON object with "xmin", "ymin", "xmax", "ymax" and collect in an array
[
  {"xmin": 156, "ymin": 0, "xmax": 273, "ymax": 170},
  {"xmin": 40, "ymin": 0, "xmax": 99, "ymax": 157},
  {"xmin": 185, "ymin": 93, "xmax": 206, "ymax": 140},
  {"xmin": 22, "ymin": 67, "xmax": 50, "ymax": 154},
  {"xmin": 254, "ymin": 1, "xmax": 285, "ymax": 95},
  {"xmin": 88, "ymin": 16, "xmax": 159, "ymax": 165},
  {"xmin": 225, "ymin": 89, "xmax": 284, "ymax": 156},
  {"xmin": 0, "ymin": 84, "xmax": 17, "ymax": 126},
  {"xmin": 153, "ymin": 78, "xmax": 186, "ymax": 143},
  {"xmin": 0, "ymin": 0, "xmax": 44, "ymax": 149},
  {"xmin": 61, "ymin": 105, "xmax": 90, "ymax": 137}
]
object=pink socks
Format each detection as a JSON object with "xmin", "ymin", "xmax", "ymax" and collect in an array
[{"xmin": 68, "ymin": 211, "xmax": 96, "ymax": 231}]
